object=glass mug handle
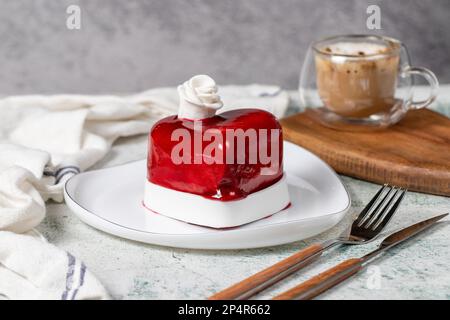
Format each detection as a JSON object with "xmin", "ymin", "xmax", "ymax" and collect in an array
[{"xmin": 402, "ymin": 66, "xmax": 439, "ymax": 110}]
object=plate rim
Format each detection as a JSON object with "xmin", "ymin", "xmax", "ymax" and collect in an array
[{"xmin": 64, "ymin": 141, "xmax": 351, "ymax": 237}]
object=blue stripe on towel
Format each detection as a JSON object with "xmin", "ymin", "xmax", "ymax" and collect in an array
[
  {"xmin": 55, "ymin": 165, "xmax": 80, "ymax": 177},
  {"xmin": 55, "ymin": 166, "xmax": 80, "ymax": 184},
  {"xmin": 61, "ymin": 252, "xmax": 76, "ymax": 300},
  {"xmin": 70, "ymin": 262, "xmax": 87, "ymax": 300}
]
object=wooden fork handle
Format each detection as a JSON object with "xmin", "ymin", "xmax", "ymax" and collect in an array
[
  {"xmin": 272, "ymin": 258, "xmax": 363, "ymax": 300},
  {"xmin": 208, "ymin": 243, "xmax": 325, "ymax": 300}
]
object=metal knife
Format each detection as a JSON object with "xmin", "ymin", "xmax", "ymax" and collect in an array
[{"xmin": 273, "ymin": 213, "xmax": 448, "ymax": 300}]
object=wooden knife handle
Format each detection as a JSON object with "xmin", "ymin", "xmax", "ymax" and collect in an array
[
  {"xmin": 209, "ymin": 243, "xmax": 325, "ymax": 300},
  {"xmin": 272, "ymin": 258, "xmax": 363, "ymax": 300}
]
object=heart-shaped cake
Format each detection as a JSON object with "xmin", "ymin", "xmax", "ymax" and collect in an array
[{"xmin": 144, "ymin": 75, "xmax": 290, "ymax": 228}]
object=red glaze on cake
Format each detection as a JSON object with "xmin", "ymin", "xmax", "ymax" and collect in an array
[
  {"xmin": 148, "ymin": 109, "xmax": 283, "ymax": 201},
  {"xmin": 144, "ymin": 75, "xmax": 290, "ymax": 228}
]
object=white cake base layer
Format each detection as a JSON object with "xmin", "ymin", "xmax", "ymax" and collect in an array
[{"xmin": 144, "ymin": 174, "xmax": 290, "ymax": 228}]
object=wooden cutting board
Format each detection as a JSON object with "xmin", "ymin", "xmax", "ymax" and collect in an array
[{"xmin": 281, "ymin": 108, "xmax": 450, "ymax": 196}]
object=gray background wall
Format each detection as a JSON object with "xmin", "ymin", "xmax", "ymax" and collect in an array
[{"xmin": 0, "ymin": 0, "xmax": 449, "ymax": 94}]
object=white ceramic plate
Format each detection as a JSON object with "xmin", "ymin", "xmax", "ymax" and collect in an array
[{"xmin": 64, "ymin": 141, "xmax": 350, "ymax": 249}]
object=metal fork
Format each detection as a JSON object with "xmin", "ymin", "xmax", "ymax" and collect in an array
[{"xmin": 209, "ymin": 184, "xmax": 407, "ymax": 300}]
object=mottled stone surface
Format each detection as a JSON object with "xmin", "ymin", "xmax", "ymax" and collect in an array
[
  {"xmin": 0, "ymin": 0, "xmax": 449, "ymax": 94},
  {"xmin": 38, "ymin": 91, "xmax": 450, "ymax": 300}
]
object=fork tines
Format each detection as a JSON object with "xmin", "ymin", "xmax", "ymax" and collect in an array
[{"xmin": 355, "ymin": 184, "xmax": 407, "ymax": 231}]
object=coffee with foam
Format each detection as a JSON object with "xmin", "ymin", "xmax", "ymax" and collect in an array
[{"xmin": 315, "ymin": 41, "xmax": 400, "ymax": 117}]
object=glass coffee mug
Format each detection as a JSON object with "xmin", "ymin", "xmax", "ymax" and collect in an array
[{"xmin": 299, "ymin": 35, "xmax": 439, "ymax": 129}]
